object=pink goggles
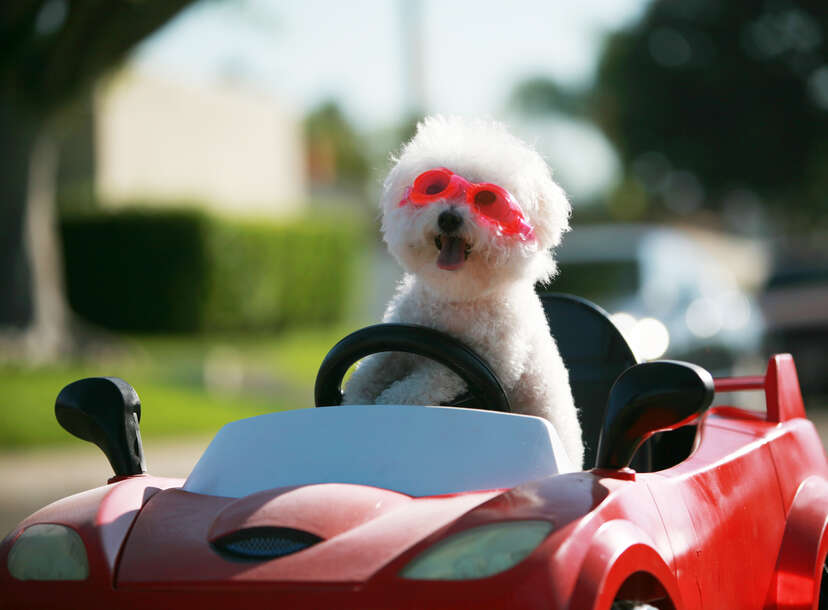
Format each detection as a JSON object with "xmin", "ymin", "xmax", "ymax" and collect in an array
[{"xmin": 398, "ymin": 168, "xmax": 535, "ymax": 241}]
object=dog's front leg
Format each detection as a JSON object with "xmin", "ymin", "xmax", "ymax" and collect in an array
[{"xmin": 374, "ymin": 360, "xmax": 466, "ymax": 406}]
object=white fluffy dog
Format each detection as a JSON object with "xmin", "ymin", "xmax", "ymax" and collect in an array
[{"xmin": 344, "ymin": 116, "xmax": 583, "ymax": 468}]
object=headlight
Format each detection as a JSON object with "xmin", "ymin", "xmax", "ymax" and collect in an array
[
  {"xmin": 7, "ymin": 524, "xmax": 89, "ymax": 581},
  {"xmin": 400, "ymin": 520, "xmax": 552, "ymax": 580}
]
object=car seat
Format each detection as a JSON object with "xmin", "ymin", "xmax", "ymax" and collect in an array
[
  {"xmin": 539, "ymin": 293, "xmax": 642, "ymax": 468},
  {"xmin": 539, "ymin": 292, "xmax": 711, "ymax": 472}
]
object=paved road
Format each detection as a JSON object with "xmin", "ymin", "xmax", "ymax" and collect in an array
[{"xmin": 3, "ymin": 410, "xmax": 828, "ymax": 538}]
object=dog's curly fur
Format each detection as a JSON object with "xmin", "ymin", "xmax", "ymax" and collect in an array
[{"xmin": 344, "ymin": 116, "xmax": 583, "ymax": 468}]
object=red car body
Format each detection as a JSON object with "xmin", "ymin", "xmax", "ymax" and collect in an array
[{"xmin": 2, "ymin": 354, "xmax": 827, "ymax": 610}]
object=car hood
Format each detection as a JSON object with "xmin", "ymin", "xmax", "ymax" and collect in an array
[{"xmin": 116, "ymin": 483, "xmax": 502, "ymax": 587}]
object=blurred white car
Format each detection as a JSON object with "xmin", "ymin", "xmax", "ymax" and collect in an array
[{"xmin": 545, "ymin": 224, "xmax": 763, "ymax": 373}]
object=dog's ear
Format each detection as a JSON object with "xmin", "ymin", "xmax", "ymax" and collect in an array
[
  {"xmin": 379, "ymin": 157, "xmax": 409, "ymax": 214},
  {"xmin": 518, "ymin": 168, "xmax": 571, "ymax": 284},
  {"xmin": 529, "ymin": 169, "xmax": 572, "ymax": 251}
]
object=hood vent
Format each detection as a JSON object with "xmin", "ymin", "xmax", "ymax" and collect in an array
[{"xmin": 212, "ymin": 527, "xmax": 322, "ymax": 561}]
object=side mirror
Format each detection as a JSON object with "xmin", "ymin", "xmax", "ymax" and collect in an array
[
  {"xmin": 595, "ymin": 361, "xmax": 714, "ymax": 471},
  {"xmin": 55, "ymin": 377, "xmax": 146, "ymax": 478}
]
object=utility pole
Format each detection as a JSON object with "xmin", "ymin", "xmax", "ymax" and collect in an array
[{"xmin": 400, "ymin": 0, "xmax": 426, "ymax": 118}]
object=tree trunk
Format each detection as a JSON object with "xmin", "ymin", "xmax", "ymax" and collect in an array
[
  {"xmin": 22, "ymin": 128, "xmax": 72, "ymax": 362},
  {"xmin": 0, "ymin": 100, "xmax": 72, "ymax": 362},
  {"xmin": 0, "ymin": 100, "xmax": 35, "ymax": 330}
]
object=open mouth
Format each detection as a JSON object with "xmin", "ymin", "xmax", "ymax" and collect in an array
[{"xmin": 435, "ymin": 235, "xmax": 471, "ymax": 271}]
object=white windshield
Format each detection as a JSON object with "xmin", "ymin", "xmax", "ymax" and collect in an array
[{"xmin": 184, "ymin": 405, "xmax": 573, "ymax": 498}]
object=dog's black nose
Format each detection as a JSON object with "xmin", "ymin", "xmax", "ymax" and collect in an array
[{"xmin": 438, "ymin": 210, "xmax": 463, "ymax": 233}]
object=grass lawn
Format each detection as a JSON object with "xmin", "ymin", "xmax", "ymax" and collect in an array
[{"xmin": 0, "ymin": 325, "xmax": 352, "ymax": 449}]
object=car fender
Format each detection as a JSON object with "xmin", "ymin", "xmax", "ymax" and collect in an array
[
  {"xmin": 569, "ymin": 518, "xmax": 681, "ymax": 610},
  {"xmin": 765, "ymin": 475, "xmax": 828, "ymax": 610},
  {"xmin": 1, "ymin": 475, "xmax": 181, "ymax": 590}
]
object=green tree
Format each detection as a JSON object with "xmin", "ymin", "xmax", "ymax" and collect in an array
[
  {"xmin": 304, "ymin": 101, "xmax": 370, "ymax": 195},
  {"xmin": 511, "ymin": 76, "xmax": 586, "ymax": 118},
  {"xmin": 0, "ymin": 0, "xmax": 194, "ymax": 361},
  {"xmin": 591, "ymin": 0, "xmax": 828, "ymax": 228}
]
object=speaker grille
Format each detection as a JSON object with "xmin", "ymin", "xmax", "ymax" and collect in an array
[{"xmin": 213, "ymin": 527, "xmax": 322, "ymax": 560}]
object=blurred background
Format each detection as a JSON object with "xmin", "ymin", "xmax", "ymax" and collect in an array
[{"xmin": 1, "ymin": 0, "xmax": 826, "ymax": 532}]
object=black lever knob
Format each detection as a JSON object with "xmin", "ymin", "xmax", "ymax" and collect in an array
[{"xmin": 55, "ymin": 377, "xmax": 146, "ymax": 477}]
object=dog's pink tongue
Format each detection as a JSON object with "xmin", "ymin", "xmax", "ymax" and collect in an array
[{"xmin": 437, "ymin": 236, "xmax": 466, "ymax": 270}]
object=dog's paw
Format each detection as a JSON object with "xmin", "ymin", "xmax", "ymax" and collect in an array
[
  {"xmin": 373, "ymin": 361, "xmax": 469, "ymax": 406},
  {"xmin": 374, "ymin": 379, "xmax": 423, "ymax": 405}
]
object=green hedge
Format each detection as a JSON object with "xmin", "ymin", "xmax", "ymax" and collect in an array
[
  {"xmin": 61, "ymin": 209, "xmax": 362, "ymax": 333},
  {"xmin": 204, "ymin": 218, "xmax": 359, "ymax": 331}
]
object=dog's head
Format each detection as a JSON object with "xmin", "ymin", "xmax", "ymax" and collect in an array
[{"xmin": 380, "ymin": 116, "xmax": 571, "ymax": 300}]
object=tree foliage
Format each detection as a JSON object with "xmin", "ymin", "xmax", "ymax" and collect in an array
[
  {"xmin": 1, "ymin": 1, "xmax": 194, "ymax": 115},
  {"xmin": 591, "ymin": 0, "xmax": 828, "ymax": 227},
  {"xmin": 304, "ymin": 100, "xmax": 370, "ymax": 193},
  {"xmin": 510, "ymin": 76, "xmax": 585, "ymax": 118},
  {"xmin": 0, "ymin": 0, "xmax": 194, "ymax": 355}
]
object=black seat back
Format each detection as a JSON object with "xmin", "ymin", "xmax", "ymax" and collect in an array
[{"xmin": 539, "ymin": 293, "xmax": 639, "ymax": 468}]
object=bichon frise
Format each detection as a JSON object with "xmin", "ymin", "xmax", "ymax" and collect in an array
[{"xmin": 344, "ymin": 115, "xmax": 583, "ymax": 468}]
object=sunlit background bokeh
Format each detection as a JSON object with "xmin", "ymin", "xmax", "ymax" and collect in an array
[{"xmin": 1, "ymin": 0, "xmax": 827, "ymax": 531}]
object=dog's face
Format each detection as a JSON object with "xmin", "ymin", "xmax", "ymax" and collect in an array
[{"xmin": 380, "ymin": 116, "xmax": 571, "ymax": 301}]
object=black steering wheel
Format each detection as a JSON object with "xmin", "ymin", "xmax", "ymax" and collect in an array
[{"xmin": 314, "ymin": 323, "xmax": 511, "ymax": 413}]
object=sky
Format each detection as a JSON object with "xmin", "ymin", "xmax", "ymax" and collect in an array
[{"xmin": 133, "ymin": 0, "xmax": 652, "ymax": 199}]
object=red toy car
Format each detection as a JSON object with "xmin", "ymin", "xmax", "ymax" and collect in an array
[{"xmin": 2, "ymin": 294, "xmax": 827, "ymax": 610}]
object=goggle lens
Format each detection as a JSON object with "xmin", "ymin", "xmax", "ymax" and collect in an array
[
  {"xmin": 472, "ymin": 187, "xmax": 512, "ymax": 224},
  {"xmin": 411, "ymin": 169, "xmax": 456, "ymax": 204}
]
